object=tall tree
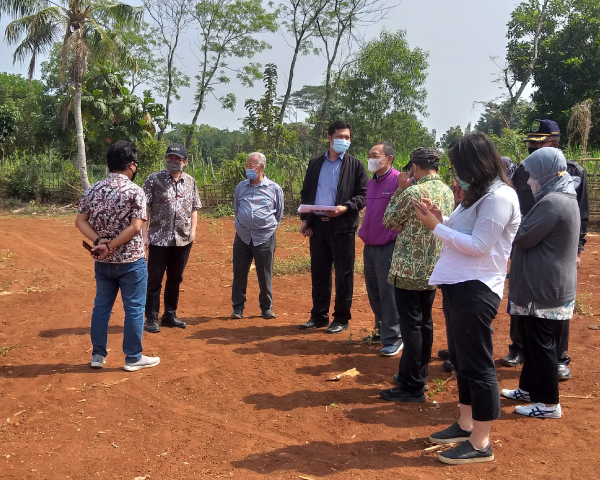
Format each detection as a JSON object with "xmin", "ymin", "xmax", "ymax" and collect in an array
[
  {"xmin": 143, "ymin": 0, "xmax": 193, "ymax": 140},
  {"xmin": 333, "ymin": 30, "xmax": 429, "ymax": 153},
  {"xmin": 531, "ymin": 0, "xmax": 600, "ymax": 145},
  {"xmin": 502, "ymin": 0, "xmax": 554, "ymax": 125},
  {"xmin": 185, "ymin": 0, "xmax": 277, "ymax": 148},
  {"xmin": 1, "ymin": 0, "xmax": 142, "ymax": 189},
  {"xmin": 275, "ymin": 0, "xmax": 332, "ymax": 148},
  {"xmin": 312, "ymin": 0, "xmax": 389, "ymax": 156}
]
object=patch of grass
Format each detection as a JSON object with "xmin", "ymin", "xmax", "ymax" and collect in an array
[
  {"xmin": 0, "ymin": 199, "xmax": 76, "ymax": 217},
  {"xmin": 344, "ymin": 327, "xmax": 380, "ymax": 346},
  {"xmin": 0, "ymin": 249, "xmax": 16, "ymax": 263},
  {"xmin": 273, "ymin": 253, "xmax": 311, "ymax": 276},
  {"xmin": 575, "ymin": 296, "xmax": 593, "ymax": 316},
  {"xmin": 354, "ymin": 257, "xmax": 364, "ymax": 275},
  {"xmin": 282, "ymin": 222, "xmax": 300, "ymax": 233},
  {"xmin": 201, "ymin": 204, "xmax": 235, "ymax": 218},
  {"xmin": 427, "ymin": 376, "xmax": 454, "ymax": 398},
  {"xmin": 0, "ymin": 344, "xmax": 18, "ymax": 357}
]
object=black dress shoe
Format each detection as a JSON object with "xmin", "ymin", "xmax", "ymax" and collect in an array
[
  {"xmin": 299, "ymin": 318, "xmax": 329, "ymax": 330},
  {"xmin": 502, "ymin": 352, "xmax": 523, "ymax": 367},
  {"xmin": 145, "ymin": 319, "xmax": 160, "ymax": 333},
  {"xmin": 380, "ymin": 386, "xmax": 426, "ymax": 403},
  {"xmin": 325, "ymin": 322, "xmax": 348, "ymax": 334},
  {"xmin": 558, "ymin": 364, "xmax": 571, "ymax": 381},
  {"xmin": 442, "ymin": 360, "xmax": 455, "ymax": 372},
  {"xmin": 438, "ymin": 349, "xmax": 450, "ymax": 360},
  {"xmin": 161, "ymin": 316, "xmax": 186, "ymax": 329}
]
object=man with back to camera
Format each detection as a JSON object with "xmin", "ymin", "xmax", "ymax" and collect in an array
[
  {"xmin": 75, "ymin": 140, "xmax": 160, "ymax": 372},
  {"xmin": 230, "ymin": 152, "xmax": 284, "ymax": 319},
  {"xmin": 378, "ymin": 148, "xmax": 455, "ymax": 402},
  {"xmin": 298, "ymin": 120, "xmax": 368, "ymax": 334},
  {"xmin": 142, "ymin": 142, "xmax": 202, "ymax": 333},
  {"xmin": 357, "ymin": 141, "xmax": 402, "ymax": 355},
  {"xmin": 503, "ymin": 119, "xmax": 589, "ymax": 382}
]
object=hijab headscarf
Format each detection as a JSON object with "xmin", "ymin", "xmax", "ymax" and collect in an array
[
  {"xmin": 521, "ymin": 147, "xmax": 580, "ymax": 202},
  {"xmin": 501, "ymin": 156, "xmax": 517, "ymax": 180}
]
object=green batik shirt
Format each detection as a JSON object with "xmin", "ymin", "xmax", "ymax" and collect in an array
[{"xmin": 383, "ymin": 174, "xmax": 455, "ymax": 290}]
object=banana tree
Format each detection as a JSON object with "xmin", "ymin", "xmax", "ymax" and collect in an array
[{"xmin": 1, "ymin": 0, "xmax": 142, "ymax": 190}]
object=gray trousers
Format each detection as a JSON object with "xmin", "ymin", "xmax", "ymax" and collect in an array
[
  {"xmin": 232, "ymin": 232, "xmax": 276, "ymax": 313},
  {"xmin": 363, "ymin": 242, "xmax": 401, "ymax": 346}
]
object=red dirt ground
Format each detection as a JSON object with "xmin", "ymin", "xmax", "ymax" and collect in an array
[{"xmin": 0, "ymin": 214, "xmax": 599, "ymax": 480}]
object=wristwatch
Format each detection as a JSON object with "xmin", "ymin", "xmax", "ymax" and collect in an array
[{"xmin": 93, "ymin": 236, "xmax": 107, "ymax": 246}]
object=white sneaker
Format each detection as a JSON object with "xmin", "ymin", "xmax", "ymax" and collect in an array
[
  {"xmin": 90, "ymin": 354, "xmax": 106, "ymax": 369},
  {"xmin": 501, "ymin": 387, "xmax": 531, "ymax": 402},
  {"xmin": 515, "ymin": 402, "xmax": 562, "ymax": 419},
  {"xmin": 123, "ymin": 355, "xmax": 160, "ymax": 372}
]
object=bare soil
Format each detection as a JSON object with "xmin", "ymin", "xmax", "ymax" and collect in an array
[{"xmin": 1, "ymin": 215, "xmax": 599, "ymax": 479}]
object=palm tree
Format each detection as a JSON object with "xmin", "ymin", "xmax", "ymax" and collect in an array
[{"xmin": 1, "ymin": 1, "xmax": 142, "ymax": 190}]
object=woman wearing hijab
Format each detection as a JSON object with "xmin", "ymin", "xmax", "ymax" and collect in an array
[
  {"xmin": 413, "ymin": 133, "xmax": 521, "ymax": 465},
  {"xmin": 501, "ymin": 147, "xmax": 580, "ymax": 419}
]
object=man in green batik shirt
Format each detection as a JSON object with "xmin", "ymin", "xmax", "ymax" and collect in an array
[{"xmin": 379, "ymin": 147, "xmax": 454, "ymax": 403}]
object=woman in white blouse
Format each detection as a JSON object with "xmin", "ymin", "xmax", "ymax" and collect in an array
[{"xmin": 413, "ymin": 133, "xmax": 521, "ymax": 465}]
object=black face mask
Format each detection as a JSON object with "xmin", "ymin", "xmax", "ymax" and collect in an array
[{"xmin": 528, "ymin": 146, "xmax": 538, "ymax": 155}]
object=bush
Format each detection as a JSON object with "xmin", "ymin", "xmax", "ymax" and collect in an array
[{"xmin": 202, "ymin": 203, "xmax": 235, "ymax": 218}]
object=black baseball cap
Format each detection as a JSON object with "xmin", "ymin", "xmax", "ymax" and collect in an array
[
  {"xmin": 522, "ymin": 119, "xmax": 560, "ymax": 143},
  {"xmin": 166, "ymin": 143, "xmax": 187, "ymax": 159}
]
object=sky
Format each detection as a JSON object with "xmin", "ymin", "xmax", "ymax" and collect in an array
[{"xmin": 0, "ymin": 0, "xmax": 531, "ymax": 141}]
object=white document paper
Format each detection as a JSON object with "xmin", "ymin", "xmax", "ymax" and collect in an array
[{"xmin": 297, "ymin": 204, "xmax": 338, "ymax": 213}]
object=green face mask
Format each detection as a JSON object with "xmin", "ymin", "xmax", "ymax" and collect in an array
[{"xmin": 457, "ymin": 178, "xmax": 470, "ymax": 190}]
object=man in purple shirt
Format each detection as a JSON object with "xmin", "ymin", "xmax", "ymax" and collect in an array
[{"xmin": 358, "ymin": 142, "xmax": 402, "ymax": 356}]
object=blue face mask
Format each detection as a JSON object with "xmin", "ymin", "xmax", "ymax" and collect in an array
[
  {"xmin": 457, "ymin": 178, "xmax": 470, "ymax": 190},
  {"xmin": 332, "ymin": 139, "xmax": 351, "ymax": 154},
  {"xmin": 246, "ymin": 168, "xmax": 258, "ymax": 180}
]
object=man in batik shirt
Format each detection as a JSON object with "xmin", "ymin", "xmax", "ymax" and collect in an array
[
  {"xmin": 76, "ymin": 140, "xmax": 160, "ymax": 372},
  {"xmin": 379, "ymin": 147, "xmax": 454, "ymax": 402},
  {"xmin": 142, "ymin": 143, "xmax": 202, "ymax": 332}
]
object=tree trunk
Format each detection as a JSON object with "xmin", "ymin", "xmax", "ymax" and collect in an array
[
  {"xmin": 73, "ymin": 82, "xmax": 90, "ymax": 190},
  {"xmin": 274, "ymin": 46, "xmax": 301, "ymax": 150}
]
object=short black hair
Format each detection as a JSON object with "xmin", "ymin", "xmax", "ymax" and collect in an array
[
  {"xmin": 328, "ymin": 120, "xmax": 352, "ymax": 137},
  {"xmin": 107, "ymin": 141, "xmax": 138, "ymax": 172},
  {"xmin": 374, "ymin": 141, "xmax": 395, "ymax": 160}
]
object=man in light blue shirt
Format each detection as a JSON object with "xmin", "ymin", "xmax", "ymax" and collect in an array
[{"xmin": 231, "ymin": 152, "xmax": 284, "ymax": 319}]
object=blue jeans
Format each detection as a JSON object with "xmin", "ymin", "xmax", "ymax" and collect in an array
[{"xmin": 91, "ymin": 258, "xmax": 147, "ymax": 363}]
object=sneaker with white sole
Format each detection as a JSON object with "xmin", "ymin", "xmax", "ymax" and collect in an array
[
  {"xmin": 379, "ymin": 342, "xmax": 403, "ymax": 356},
  {"xmin": 501, "ymin": 387, "xmax": 531, "ymax": 402},
  {"xmin": 90, "ymin": 354, "xmax": 106, "ymax": 369},
  {"xmin": 515, "ymin": 402, "xmax": 562, "ymax": 419},
  {"xmin": 123, "ymin": 355, "xmax": 160, "ymax": 372}
]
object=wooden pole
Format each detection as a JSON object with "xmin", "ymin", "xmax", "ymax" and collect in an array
[
  {"xmin": 201, "ymin": 156, "xmax": 206, "ymax": 184},
  {"xmin": 208, "ymin": 156, "xmax": 215, "ymax": 183}
]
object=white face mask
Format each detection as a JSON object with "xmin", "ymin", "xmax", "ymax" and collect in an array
[
  {"xmin": 367, "ymin": 158, "xmax": 383, "ymax": 173},
  {"xmin": 527, "ymin": 176, "xmax": 542, "ymax": 195}
]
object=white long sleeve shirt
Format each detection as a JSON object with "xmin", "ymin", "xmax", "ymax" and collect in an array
[{"xmin": 429, "ymin": 178, "xmax": 521, "ymax": 298}]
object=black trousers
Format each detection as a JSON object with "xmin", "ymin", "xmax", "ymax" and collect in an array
[
  {"xmin": 395, "ymin": 288, "xmax": 436, "ymax": 395},
  {"xmin": 518, "ymin": 315, "xmax": 561, "ymax": 404},
  {"xmin": 145, "ymin": 243, "xmax": 193, "ymax": 321},
  {"xmin": 509, "ymin": 315, "xmax": 570, "ymax": 365},
  {"xmin": 441, "ymin": 281, "xmax": 501, "ymax": 422},
  {"xmin": 309, "ymin": 218, "xmax": 355, "ymax": 325},
  {"xmin": 231, "ymin": 233, "xmax": 276, "ymax": 313}
]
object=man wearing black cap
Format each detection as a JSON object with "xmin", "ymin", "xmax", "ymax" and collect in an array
[
  {"xmin": 142, "ymin": 143, "xmax": 202, "ymax": 332},
  {"xmin": 379, "ymin": 148, "xmax": 455, "ymax": 402},
  {"xmin": 504, "ymin": 119, "xmax": 589, "ymax": 381}
]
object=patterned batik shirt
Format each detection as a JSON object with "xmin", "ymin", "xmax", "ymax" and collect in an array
[
  {"xmin": 383, "ymin": 174, "xmax": 455, "ymax": 290},
  {"xmin": 77, "ymin": 173, "xmax": 147, "ymax": 263},
  {"xmin": 143, "ymin": 170, "xmax": 202, "ymax": 247}
]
